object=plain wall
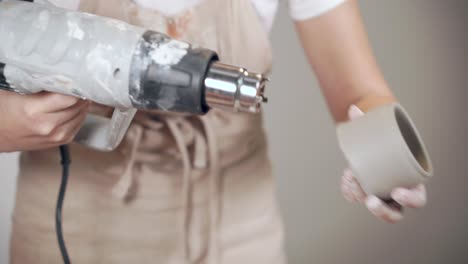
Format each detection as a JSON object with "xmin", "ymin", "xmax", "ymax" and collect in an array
[
  {"xmin": 265, "ymin": 0, "xmax": 468, "ymax": 263},
  {"xmin": 0, "ymin": 0, "xmax": 467, "ymax": 263}
]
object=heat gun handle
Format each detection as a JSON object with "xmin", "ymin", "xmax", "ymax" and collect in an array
[
  {"xmin": 75, "ymin": 108, "xmax": 137, "ymax": 152},
  {"xmin": 2, "ymin": 61, "xmax": 136, "ymax": 151}
]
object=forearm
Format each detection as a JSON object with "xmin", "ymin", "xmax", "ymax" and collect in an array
[{"xmin": 295, "ymin": 0, "xmax": 395, "ymax": 121}]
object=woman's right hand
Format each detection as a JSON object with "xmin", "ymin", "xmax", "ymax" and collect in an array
[{"xmin": 0, "ymin": 90, "xmax": 90, "ymax": 152}]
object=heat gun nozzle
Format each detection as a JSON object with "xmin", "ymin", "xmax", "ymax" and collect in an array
[{"xmin": 204, "ymin": 62, "xmax": 268, "ymax": 113}]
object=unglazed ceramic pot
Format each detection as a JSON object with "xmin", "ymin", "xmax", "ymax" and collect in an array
[{"xmin": 337, "ymin": 103, "xmax": 433, "ymax": 198}]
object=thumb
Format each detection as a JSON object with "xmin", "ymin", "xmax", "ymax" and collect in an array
[{"xmin": 348, "ymin": 104, "xmax": 365, "ymax": 120}]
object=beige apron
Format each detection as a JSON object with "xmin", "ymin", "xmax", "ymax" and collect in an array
[{"xmin": 10, "ymin": 0, "xmax": 285, "ymax": 263}]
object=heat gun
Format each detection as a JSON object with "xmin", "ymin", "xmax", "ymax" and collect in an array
[{"xmin": 0, "ymin": 0, "xmax": 268, "ymax": 151}]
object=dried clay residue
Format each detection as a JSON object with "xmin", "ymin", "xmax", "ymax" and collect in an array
[{"xmin": 149, "ymin": 40, "xmax": 189, "ymax": 66}]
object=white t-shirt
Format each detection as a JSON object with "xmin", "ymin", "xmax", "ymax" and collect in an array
[{"xmin": 49, "ymin": 0, "xmax": 346, "ymax": 31}]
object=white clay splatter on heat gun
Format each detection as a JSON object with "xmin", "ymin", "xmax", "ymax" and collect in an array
[
  {"xmin": 37, "ymin": 10, "xmax": 50, "ymax": 30},
  {"xmin": 4, "ymin": 66, "xmax": 74, "ymax": 94},
  {"xmin": 67, "ymin": 19, "xmax": 85, "ymax": 40},
  {"xmin": 149, "ymin": 40, "xmax": 189, "ymax": 66},
  {"xmin": 105, "ymin": 19, "xmax": 130, "ymax": 31}
]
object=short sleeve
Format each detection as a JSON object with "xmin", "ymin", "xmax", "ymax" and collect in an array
[{"xmin": 288, "ymin": 0, "xmax": 347, "ymax": 21}]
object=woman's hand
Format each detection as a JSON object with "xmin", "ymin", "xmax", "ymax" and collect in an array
[
  {"xmin": 0, "ymin": 90, "xmax": 90, "ymax": 152},
  {"xmin": 340, "ymin": 105, "xmax": 427, "ymax": 223}
]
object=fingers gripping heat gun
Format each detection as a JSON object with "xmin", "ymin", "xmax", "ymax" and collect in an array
[{"xmin": 0, "ymin": 0, "xmax": 268, "ymax": 151}]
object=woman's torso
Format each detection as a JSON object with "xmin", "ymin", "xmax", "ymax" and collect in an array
[{"xmin": 10, "ymin": 0, "xmax": 285, "ymax": 263}]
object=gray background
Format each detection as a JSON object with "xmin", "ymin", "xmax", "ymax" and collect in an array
[{"xmin": 1, "ymin": 0, "xmax": 467, "ymax": 263}]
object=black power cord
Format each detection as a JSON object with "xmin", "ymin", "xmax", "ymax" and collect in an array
[{"xmin": 57, "ymin": 145, "xmax": 71, "ymax": 264}]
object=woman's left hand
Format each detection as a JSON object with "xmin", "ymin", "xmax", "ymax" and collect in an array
[{"xmin": 340, "ymin": 105, "xmax": 427, "ymax": 223}]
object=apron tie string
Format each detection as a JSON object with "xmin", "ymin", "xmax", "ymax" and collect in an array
[
  {"xmin": 200, "ymin": 115, "xmax": 221, "ymax": 264},
  {"xmin": 166, "ymin": 117, "xmax": 193, "ymax": 262},
  {"xmin": 112, "ymin": 124, "xmax": 144, "ymax": 200},
  {"xmin": 112, "ymin": 113, "xmax": 221, "ymax": 263}
]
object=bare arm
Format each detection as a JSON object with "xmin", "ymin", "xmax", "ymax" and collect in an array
[
  {"xmin": 295, "ymin": 1, "xmax": 427, "ymax": 223},
  {"xmin": 295, "ymin": 0, "xmax": 394, "ymax": 122}
]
